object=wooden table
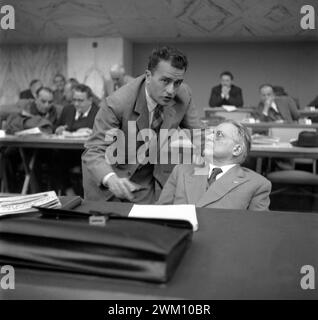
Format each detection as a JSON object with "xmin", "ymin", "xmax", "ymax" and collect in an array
[
  {"xmin": 0, "ymin": 135, "xmax": 86, "ymax": 194},
  {"xmin": 1, "ymin": 200, "xmax": 317, "ymax": 300}
]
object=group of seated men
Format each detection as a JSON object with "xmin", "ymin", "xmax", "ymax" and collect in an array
[
  {"xmin": 208, "ymin": 70, "xmax": 317, "ymax": 124},
  {"xmin": 6, "ymin": 45, "xmax": 314, "ymax": 209}
]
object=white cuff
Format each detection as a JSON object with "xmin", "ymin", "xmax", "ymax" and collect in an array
[{"xmin": 102, "ymin": 172, "xmax": 116, "ymax": 186}]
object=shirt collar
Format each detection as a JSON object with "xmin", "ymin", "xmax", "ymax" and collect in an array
[
  {"xmin": 145, "ymin": 86, "xmax": 157, "ymax": 113},
  {"xmin": 271, "ymin": 101, "xmax": 278, "ymax": 112},
  {"xmin": 208, "ymin": 163, "xmax": 236, "ymax": 178},
  {"xmin": 75, "ymin": 105, "xmax": 91, "ymax": 120}
]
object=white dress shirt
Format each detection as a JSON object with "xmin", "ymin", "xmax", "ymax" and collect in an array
[
  {"xmin": 75, "ymin": 106, "xmax": 92, "ymax": 120},
  {"xmin": 208, "ymin": 163, "xmax": 236, "ymax": 180}
]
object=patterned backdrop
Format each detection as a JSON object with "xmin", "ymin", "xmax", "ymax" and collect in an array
[{"xmin": 0, "ymin": 44, "xmax": 66, "ymax": 105}]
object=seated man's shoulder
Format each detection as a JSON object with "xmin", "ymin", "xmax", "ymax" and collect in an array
[{"xmin": 241, "ymin": 167, "xmax": 271, "ymax": 185}]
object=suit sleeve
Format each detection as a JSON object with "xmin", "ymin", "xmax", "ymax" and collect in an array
[
  {"xmin": 209, "ymin": 87, "xmax": 222, "ymax": 107},
  {"xmin": 287, "ymin": 97, "xmax": 300, "ymax": 121},
  {"xmin": 156, "ymin": 165, "xmax": 179, "ymax": 205},
  {"xmin": 82, "ymin": 102, "xmax": 121, "ymax": 185},
  {"xmin": 180, "ymin": 86, "xmax": 203, "ymax": 130},
  {"xmin": 308, "ymin": 95, "xmax": 318, "ymax": 107},
  {"xmin": 228, "ymin": 87, "xmax": 243, "ymax": 107},
  {"xmin": 248, "ymin": 179, "xmax": 272, "ymax": 211}
]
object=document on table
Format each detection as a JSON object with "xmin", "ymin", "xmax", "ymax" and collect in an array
[
  {"xmin": 222, "ymin": 105, "xmax": 237, "ymax": 112},
  {"xmin": 0, "ymin": 191, "xmax": 61, "ymax": 216},
  {"xmin": 128, "ymin": 204, "xmax": 198, "ymax": 231}
]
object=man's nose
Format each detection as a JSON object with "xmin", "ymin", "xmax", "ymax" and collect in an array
[{"xmin": 165, "ymin": 83, "xmax": 175, "ymax": 95}]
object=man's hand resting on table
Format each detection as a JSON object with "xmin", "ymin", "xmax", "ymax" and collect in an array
[{"xmin": 106, "ymin": 174, "xmax": 141, "ymax": 201}]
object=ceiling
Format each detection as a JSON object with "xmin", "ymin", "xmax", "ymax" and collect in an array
[{"xmin": 1, "ymin": 0, "xmax": 318, "ymax": 44}]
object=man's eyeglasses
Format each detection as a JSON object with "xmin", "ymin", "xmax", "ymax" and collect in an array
[
  {"xmin": 72, "ymin": 98, "xmax": 85, "ymax": 103},
  {"xmin": 40, "ymin": 99, "xmax": 53, "ymax": 104}
]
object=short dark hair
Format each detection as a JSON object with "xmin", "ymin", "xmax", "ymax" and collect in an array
[
  {"xmin": 36, "ymin": 86, "xmax": 53, "ymax": 97},
  {"xmin": 220, "ymin": 71, "xmax": 234, "ymax": 80},
  {"xmin": 29, "ymin": 79, "xmax": 41, "ymax": 88},
  {"xmin": 73, "ymin": 84, "xmax": 93, "ymax": 99},
  {"xmin": 259, "ymin": 83, "xmax": 273, "ymax": 91},
  {"xmin": 147, "ymin": 46, "xmax": 188, "ymax": 73}
]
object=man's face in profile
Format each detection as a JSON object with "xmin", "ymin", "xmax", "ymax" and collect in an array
[
  {"xmin": 260, "ymin": 86, "xmax": 274, "ymax": 104},
  {"xmin": 36, "ymin": 90, "xmax": 53, "ymax": 115},
  {"xmin": 146, "ymin": 60, "xmax": 185, "ymax": 106},
  {"xmin": 221, "ymin": 75, "xmax": 232, "ymax": 88},
  {"xmin": 212, "ymin": 122, "xmax": 240, "ymax": 162}
]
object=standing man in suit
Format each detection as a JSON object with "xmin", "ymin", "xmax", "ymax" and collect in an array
[
  {"xmin": 254, "ymin": 84, "xmax": 299, "ymax": 123},
  {"xmin": 157, "ymin": 120, "xmax": 271, "ymax": 210},
  {"xmin": 209, "ymin": 71, "xmax": 243, "ymax": 108},
  {"xmin": 82, "ymin": 46, "xmax": 203, "ymax": 203}
]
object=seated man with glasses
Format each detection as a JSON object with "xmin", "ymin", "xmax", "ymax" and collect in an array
[
  {"xmin": 6, "ymin": 87, "xmax": 58, "ymax": 134},
  {"xmin": 157, "ymin": 120, "xmax": 271, "ymax": 211},
  {"xmin": 54, "ymin": 84, "xmax": 99, "ymax": 195}
]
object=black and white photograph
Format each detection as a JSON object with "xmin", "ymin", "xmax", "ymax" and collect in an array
[{"xmin": 0, "ymin": 0, "xmax": 317, "ymax": 310}]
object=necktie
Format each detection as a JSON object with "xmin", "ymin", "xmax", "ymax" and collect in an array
[
  {"xmin": 151, "ymin": 105, "xmax": 164, "ymax": 133},
  {"xmin": 207, "ymin": 167, "xmax": 223, "ymax": 189}
]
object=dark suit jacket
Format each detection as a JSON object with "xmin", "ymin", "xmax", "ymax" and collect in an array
[
  {"xmin": 19, "ymin": 89, "xmax": 35, "ymax": 100},
  {"xmin": 157, "ymin": 164, "xmax": 271, "ymax": 211},
  {"xmin": 254, "ymin": 96, "xmax": 299, "ymax": 123},
  {"xmin": 82, "ymin": 74, "xmax": 202, "ymax": 203},
  {"xmin": 209, "ymin": 84, "xmax": 243, "ymax": 108},
  {"xmin": 308, "ymin": 95, "xmax": 318, "ymax": 108},
  {"xmin": 56, "ymin": 103, "xmax": 99, "ymax": 132}
]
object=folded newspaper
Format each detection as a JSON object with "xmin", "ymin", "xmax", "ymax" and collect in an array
[{"xmin": 0, "ymin": 191, "xmax": 61, "ymax": 216}]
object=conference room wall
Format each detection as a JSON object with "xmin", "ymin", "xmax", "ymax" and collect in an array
[
  {"xmin": 133, "ymin": 42, "xmax": 318, "ymax": 116},
  {"xmin": 0, "ymin": 44, "xmax": 67, "ymax": 105}
]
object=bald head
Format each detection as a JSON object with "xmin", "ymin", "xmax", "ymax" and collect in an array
[
  {"xmin": 260, "ymin": 84, "xmax": 275, "ymax": 104},
  {"xmin": 110, "ymin": 64, "xmax": 125, "ymax": 83}
]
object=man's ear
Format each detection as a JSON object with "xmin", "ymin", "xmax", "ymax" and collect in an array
[
  {"xmin": 232, "ymin": 144, "xmax": 242, "ymax": 157},
  {"xmin": 145, "ymin": 70, "xmax": 151, "ymax": 83}
]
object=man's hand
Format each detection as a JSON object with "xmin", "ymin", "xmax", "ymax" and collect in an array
[
  {"xmin": 55, "ymin": 125, "xmax": 68, "ymax": 135},
  {"xmin": 106, "ymin": 174, "xmax": 138, "ymax": 201},
  {"xmin": 263, "ymin": 98, "xmax": 274, "ymax": 115},
  {"xmin": 221, "ymin": 86, "xmax": 230, "ymax": 99}
]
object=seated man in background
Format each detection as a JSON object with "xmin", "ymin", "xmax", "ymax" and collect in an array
[
  {"xmin": 5, "ymin": 87, "xmax": 58, "ymax": 192},
  {"xmin": 55, "ymin": 84, "xmax": 99, "ymax": 195},
  {"xmin": 157, "ymin": 120, "xmax": 271, "ymax": 210},
  {"xmin": 209, "ymin": 71, "xmax": 243, "ymax": 108},
  {"xmin": 104, "ymin": 64, "xmax": 134, "ymax": 97},
  {"xmin": 254, "ymin": 84, "xmax": 299, "ymax": 123},
  {"xmin": 6, "ymin": 87, "xmax": 58, "ymax": 134},
  {"xmin": 19, "ymin": 79, "xmax": 43, "ymax": 100},
  {"xmin": 52, "ymin": 73, "xmax": 66, "ymax": 105}
]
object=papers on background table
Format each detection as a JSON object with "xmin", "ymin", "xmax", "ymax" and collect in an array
[
  {"xmin": 0, "ymin": 191, "xmax": 61, "ymax": 217},
  {"xmin": 222, "ymin": 105, "xmax": 237, "ymax": 112},
  {"xmin": 15, "ymin": 127, "xmax": 42, "ymax": 136},
  {"xmin": 62, "ymin": 128, "xmax": 92, "ymax": 138},
  {"xmin": 252, "ymin": 134, "xmax": 280, "ymax": 145},
  {"xmin": 128, "ymin": 204, "xmax": 198, "ymax": 231}
]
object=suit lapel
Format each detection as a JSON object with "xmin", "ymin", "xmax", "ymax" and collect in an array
[
  {"xmin": 134, "ymin": 83, "xmax": 149, "ymax": 140},
  {"xmin": 196, "ymin": 165, "xmax": 249, "ymax": 207},
  {"xmin": 184, "ymin": 166, "xmax": 209, "ymax": 204},
  {"xmin": 275, "ymin": 99, "xmax": 290, "ymax": 121}
]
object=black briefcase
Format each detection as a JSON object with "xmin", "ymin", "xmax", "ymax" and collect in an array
[{"xmin": 0, "ymin": 212, "xmax": 193, "ymax": 283}]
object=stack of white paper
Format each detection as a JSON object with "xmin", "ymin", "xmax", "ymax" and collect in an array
[
  {"xmin": 0, "ymin": 191, "xmax": 61, "ymax": 216},
  {"xmin": 128, "ymin": 204, "xmax": 198, "ymax": 231},
  {"xmin": 15, "ymin": 127, "xmax": 42, "ymax": 136}
]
